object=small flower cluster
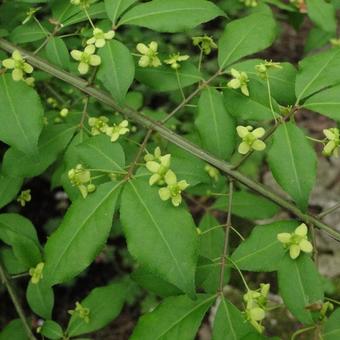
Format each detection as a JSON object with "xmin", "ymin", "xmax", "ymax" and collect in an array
[
  {"xmin": 255, "ymin": 60, "xmax": 282, "ymax": 80},
  {"xmin": 227, "ymin": 68, "xmax": 249, "ymax": 96},
  {"xmin": 68, "ymin": 302, "xmax": 90, "ymax": 323},
  {"xmin": 192, "ymin": 35, "xmax": 217, "ymax": 55},
  {"xmin": 136, "ymin": 41, "xmax": 189, "ymax": 70},
  {"xmin": 277, "ymin": 223, "xmax": 313, "ymax": 260},
  {"xmin": 71, "ymin": 44, "xmax": 101, "ymax": 75},
  {"xmin": 145, "ymin": 147, "xmax": 189, "ymax": 207},
  {"xmin": 244, "ymin": 284, "xmax": 270, "ymax": 333},
  {"xmin": 17, "ymin": 189, "xmax": 31, "ymax": 207},
  {"xmin": 68, "ymin": 164, "xmax": 96, "ymax": 198},
  {"xmin": 29, "ymin": 262, "xmax": 44, "ymax": 284},
  {"xmin": 88, "ymin": 116, "xmax": 129, "ymax": 142},
  {"xmin": 322, "ymin": 128, "xmax": 339, "ymax": 157},
  {"xmin": 236, "ymin": 125, "xmax": 266, "ymax": 155},
  {"xmin": 70, "ymin": 25, "xmax": 114, "ymax": 75},
  {"xmin": 240, "ymin": 0, "xmax": 259, "ymax": 7},
  {"xmin": 2, "ymin": 50, "xmax": 34, "ymax": 85}
]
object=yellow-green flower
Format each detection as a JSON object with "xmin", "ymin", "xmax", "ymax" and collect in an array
[
  {"xmin": 227, "ymin": 68, "xmax": 249, "ymax": 96},
  {"xmin": 29, "ymin": 262, "xmax": 44, "ymax": 284},
  {"xmin": 70, "ymin": 44, "xmax": 101, "ymax": 75},
  {"xmin": 70, "ymin": 0, "xmax": 90, "ymax": 7},
  {"xmin": 68, "ymin": 302, "xmax": 90, "ymax": 323},
  {"xmin": 158, "ymin": 170, "xmax": 189, "ymax": 207},
  {"xmin": 236, "ymin": 125, "xmax": 266, "ymax": 154},
  {"xmin": 243, "ymin": 283, "xmax": 270, "ymax": 334},
  {"xmin": 255, "ymin": 60, "xmax": 282, "ymax": 80},
  {"xmin": 88, "ymin": 116, "xmax": 110, "ymax": 136},
  {"xmin": 204, "ymin": 164, "xmax": 219, "ymax": 182},
  {"xmin": 240, "ymin": 0, "xmax": 259, "ymax": 7},
  {"xmin": 22, "ymin": 7, "xmax": 41, "ymax": 24},
  {"xmin": 68, "ymin": 164, "xmax": 93, "ymax": 198},
  {"xmin": 17, "ymin": 189, "xmax": 31, "ymax": 207},
  {"xmin": 86, "ymin": 27, "xmax": 115, "ymax": 48},
  {"xmin": 192, "ymin": 35, "xmax": 217, "ymax": 55},
  {"xmin": 136, "ymin": 42, "xmax": 161, "ymax": 68},
  {"xmin": 105, "ymin": 120, "xmax": 129, "ymax": 142},
  {"xmin": 2, "ymin": 50, "xmax": 34, "ymax": 81},
  {"xmin": 277, "ymin": 223, "xmax": 313, "ymax": 260},
  {"xmin": 322, "ymin": 128, "xmax": 339, "ymax": 157},
  {"xmin": 164, "ymin": 53, "xmax": 189, "ymax": 70},
  {"xmin": 60, "ymin": 108, "xmax": 69, "ymax": 118},
  {"xmin": 145, "ymin": 147, "xmax": 171, "ymax": 186}
]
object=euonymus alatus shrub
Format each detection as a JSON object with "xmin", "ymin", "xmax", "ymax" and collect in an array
[{"xmin": 0, "ymin": 0, "xmax": 340, "ymax": 339}]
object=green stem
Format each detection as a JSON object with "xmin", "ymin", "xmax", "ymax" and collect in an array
[
  {"xmin": 218, "ymin": 179, "xmax": 233, "ymax": 293},
  {"xmin": 291, "ymin": 325, "xmax": 316, "ymax": 340},
  {"xmin": 0, "ymin": 38, "xmax": 339, "ymax": 241},
  {"xmin": 0, "ymin": 260, "xmax": 36, "ymax": 340}
]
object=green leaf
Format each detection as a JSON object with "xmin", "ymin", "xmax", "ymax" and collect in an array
[
  {"xmin": 105, "ymin": 0, "xmax": 137, "ymax": 24},
  {"xmin": 67, "ymin": 283, "xmax": 127, "ymax": 337},
  {"xmin": 10, "ymin": 22, "xmax": 47, "ymax": 43},
  {"xmin": 27, "ymin": 281, "xmax": 54, "ymax": 319},
  {"xmin": 45, "ymin": 37, "xmax": 70, "ymax": 70},
  {"xmin": 223, "ymin": 80, "xmax": 280, "ymax": 121},
  {"xmin": 76, "ymin": 135, "xmax": 125, "ymax": 173},
  {"xmin": 51, "ymin": 0, "xmax": 82, "ymax": 23},
  {"xmin": 303, "ymin": 84, "xmax": 340, "ymax": 121},
  {"xmin": 231, "ymin": 221, "xmax": 298, "ymax": 272},
  {"xmin": 295, "ymin": 48, "xmax": 340, "ymax": 102},
  {"xmin": 0, "ymin": 319, "xmax": 26, "ymax": 340},
  {"xmin": 196, "ymin": 88, "xmax": 235, "ymax": 160},
  {"xmin": 118, "ymin": 0, "xmax": 224, "ymax": 33},
  {"xmin": 171, "ymin": 156, "xmax": 209, "ymax": 187},
  {"xmin": 212, "ymin": 191, "xmax": 280, "ymax": 220},
  {"xmin": 304, "ymin": 27, "xmax": 332, "ymax": 54},
  {"xmin": 322, "ymin": 308, "xmax": 340, "ymax": 339},
  {"xmin": 43, "ymin": 181, "xmax": 123, "ymax": 285},
  {"xmin": 0, "ymin": 175, "xmax": 23, "ymax": 209},
  {"xmin": 40, "ymin": 320, "xmax": 64, "ymax": 340},
  {"xmin": 218, "ymin": 11, "xmax": 277, "ymax": 69},
  {"xmin": 132, "ymin": 266, "xmax": 182, "ymax": 297},
  {"xmin": 130, "ymin": 294, "xmax": 216, "ymax": 340},
  {"xmin": 0, "ymin": 74, "xmax": 44, "ymax": 155},
  {"xmin": 0, "ymin": 213, "xmax": 41, "ymax": 268},
  {"xmin": 135, "ymin": 62, "xmax": 202, "ymax": 92},
  {"xmin": 306, "ymin": 0, "xmax": 336, "ymax": 33},
  {"xmin": 97, "ymin": 40, "xmax": 135, "ymax": 104},
  {"xmin": 120, "ymin": 178, "xmax": 198, "ymax": 297},
  {"xmin": 198, "ymin": 213, "xmax": 224, "ymax": 260},
  {"xmin": 0, "ymin": 248, "xmax": 27, "ymax": 275},
  {"xmin": 62, "ymin": 3, "xmax": 107, "ymax": 27},
  {"xmin": 278, "ymin": 254, "xmax": 324, "ymax": 325},
  {"xmin": 212, "ymin": 298, "xmax": 253, "ymax": 340},
  {"xmin": 2, "ymin": 124, "xmax": 76, "ymax": 178},
  {"xmin": 267, "ymin": 122, "xmax": 317, "ymax": 211},
  {"xmin": 230, "ymin": 59, "xmax": 297, "ymax": 106}
]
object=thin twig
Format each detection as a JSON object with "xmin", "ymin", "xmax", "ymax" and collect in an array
[
  {"xmin": 218, "ymin": 178, "xmax": 234, "ymax": 293},
  {"xmin": 0, "ymin": 260, "xmax": 36, "ymax": 340},
  {"xmin": 318, "ymin": 202, "xmax": 340, "ymax": 218}
]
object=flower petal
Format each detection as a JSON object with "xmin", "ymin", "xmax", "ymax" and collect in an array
[
  {"xmin": 299, "ymin": 239, "xmax": 313, "ymax": 253},
  {"xmin": 295, "ymin": 223, "xmax": 308, "ymax": 237},
  {"xmin": 238, "ymin": 142, "xmax": 250, "ymax": 154}
]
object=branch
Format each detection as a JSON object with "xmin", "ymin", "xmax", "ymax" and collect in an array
[
  {"xmin": 0, "ymin": 38, "xmax": 339, "ymax": 241},
  {"xmin": 0, "ymin": 260, "xmax": 36, "ymax": 340}
]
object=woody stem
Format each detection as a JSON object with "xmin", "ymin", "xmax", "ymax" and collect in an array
[{"xmin": 0, "ymin": 38, "xmax": 339, "ymax": 241}]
